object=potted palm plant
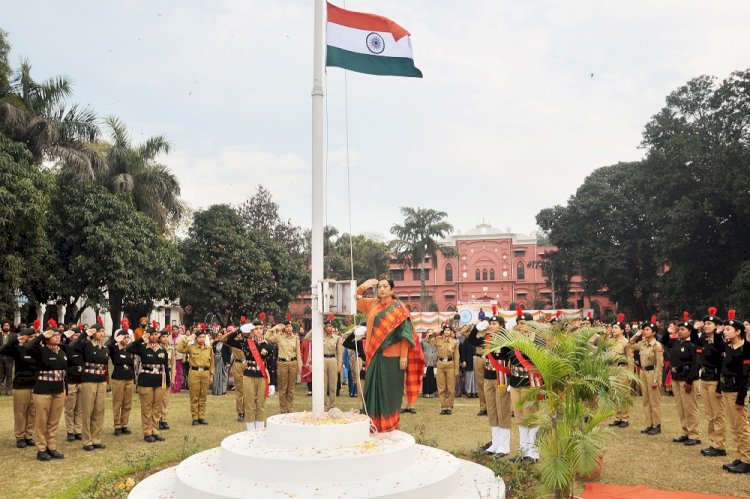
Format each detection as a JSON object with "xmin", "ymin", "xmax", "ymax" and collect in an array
[{"xmin": 489, "ymin": 321, "xmax": 636, "ymax": 499}]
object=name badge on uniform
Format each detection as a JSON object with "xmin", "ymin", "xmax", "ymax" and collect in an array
[
  {"xmin": 120, "ymin": 354, "xmax": 126, "ymax": 359},
  {"xmin": 158, "ymin": 352, "xmax": 165, "ymax": 358},
  {"xmin": 680, "ymin": 347, "xmax": 685, "ymax": 352}
]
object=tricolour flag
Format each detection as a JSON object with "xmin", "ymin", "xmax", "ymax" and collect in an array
[{"xmin": 326, "ymin": 2, "xmax": 422, "ymax": 78}]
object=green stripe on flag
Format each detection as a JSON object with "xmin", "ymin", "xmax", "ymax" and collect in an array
[{"xmin": 326, "ymin": 46, "xmax": 422, "ymax": 78}]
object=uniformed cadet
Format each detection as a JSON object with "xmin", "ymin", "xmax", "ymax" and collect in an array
[
  {"xmin": 323, "ymin": 318, "xmax": 343, "ymax": 411},
  {"xmin": 24, "ymin": 327, "xmax": 67, "ymax": 461},
  {"xmin": 466, "ymin": 315, "xmax": 511, "ymax": 456},
  {"xmin": 158, "ymin": 328, "xmax": 176, "ymax": 430},
  {"xmin": 108, "ymin": 328, "xmax": 135, "ymax": 436},
  {"xmin": 426, "ymin": 324, "xmax": 460, "ymax": 415},
  {"xmin": 0, "ymin": 327, "xmax": 36, "ymax": 448},
  {"xmin": 668, "ymin": 313, "xmax": 702, "ymax": 446},
  {"xmin": 719, "ymin": 310, "xmax": 750, "ymax": 473},
  {"xmin": 342, "ymin": 325, "xmax": 367, "ymax": 409},
  {"xmin": 607, "ymin": 314, "xmax": 634, "ymax": 428},
  {"xmin": 508, "ymin": 308, "xmax": 544, "ymax": 463},
  {"xmin": 266, "ymin": 317, "xmax": 301, "ymax": 414},
  {"xmin": 699, "ymin": 307, "xmax": 727, "ymax": 457},
  {"xmin": 178, "ymin": 328, "xmax": 214, "ymax": 425},
  {"xmin": 225, "ymin": 322, "xmax": 274, "ymax": 430},
  {"xmin": 628, "ymin": 316, "xmax": 664, "ymax": 435},
  {"xmin": 62, "ymin": 326, "xmax": 84, "ymax": 441},
  {"xmin": 472, "ymin": 314, "xmax": 488, "ymax": 416},
  {"xmin": 70, "ymin": 322, "xmax": 109, "ymax": 451},
  {"xmin": 127, "ymin": 327, "xmax": 170, "ymax": 442},
  {"xmin": 229, "ymin": 323, "xmax": 248, "ymax": 422}
]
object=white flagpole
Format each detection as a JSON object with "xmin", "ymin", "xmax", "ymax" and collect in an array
[{"xmin": 311, "ymin": 0, "xmax": 325, "ymax": 417}]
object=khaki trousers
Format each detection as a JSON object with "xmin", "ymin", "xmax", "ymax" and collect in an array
[
  {"xmin": 723, "ymin": 393, "xmax": 750, "ymax": 462},
  {"xmin": 436, "ymin": 361, "xmax": 456, "ymax": 409},
  {"xmin": 139, "ymin": 386, "xmax": 165, "ymax": 436},
  {"xmin": 323, "ymin": 357, "xmax": 338, "ymax": 411},
  {"xmin": 188, "ymin": 370, "xmax": 210, "ymax": 419},
  {"xmin": 485, "ymin": 380, "xmax": 511, "ymax": 428},
  {"xmin": 81, "ymin": 382, "xmax": 106, "ymax": 446},
  {"xmin": 64, "ymin": 382, "xmax": 83, "ymax": 434},
  {"xmin": 111, "ymin": 379, "xmax": 134, "ymax": 429},
  {"xmin": 702, "ymin": 380, "xmax": 726, "ymax": 450},
  {"xmin": 639, "ymin": 370, "xmax": 662, "ymax": 427},
  {"xmin": 33, "ymin": 392, "xmax": 65, "ymax": 451},
  {"xmin": 474, "ymin": 356, "xmax": 486, "ymax": 411},
  {"xmin": 673, "ymin": 380, "xmax": 700, "ymax": 439},
  {"xmin": 160, "ymin": 386, "xmax": 170, "ymax": 422},
  {"xmin": 13, "ymin": 388, "xmax": 35, "ymax": 439},
  {"xmin": 243, "ymin": 376, "xmax": 267, "ymax": 422},
  {"xmin": 510, "ymin": 386, "xmax": 538, "ymax": 420},
  {"xmin": 232, "ymin": 362, "xmax": 245, "ymax": 414},
  {"xmin": 277, "ymin": 361, "xmax": 298, "ymax": 413}
]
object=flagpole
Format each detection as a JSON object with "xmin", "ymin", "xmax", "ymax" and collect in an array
[{"xmin": 311, "ymin": 0, "xmax": 325, "ymax": 418}]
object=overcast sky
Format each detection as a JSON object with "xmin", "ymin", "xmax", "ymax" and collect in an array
[{"xmin": 4, "ymin": 1, "xmax": 750, "ymax": 240}]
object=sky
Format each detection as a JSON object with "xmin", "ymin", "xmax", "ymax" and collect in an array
[{"xmin": 4, "ymin": 1, "xmax": 750, "ymax": 240}]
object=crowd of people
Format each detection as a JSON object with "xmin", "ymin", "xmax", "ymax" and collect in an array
[{"xmin": 1, "ymin": 291, "xmax": 749, "ymax": 475}]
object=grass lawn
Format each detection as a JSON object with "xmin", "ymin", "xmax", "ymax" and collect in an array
[{"xmin": 0, "ymin": 385, "xmax": 749, "ymax": 498}]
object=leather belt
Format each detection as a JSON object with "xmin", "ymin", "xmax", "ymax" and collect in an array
[
  {"xmin": 324, "ymin": 355, "xmax": 336, "ymax": 358},
  {"xmin": 191, "ymin": 367, "xmax": 209, "ymax": 372},
  {"xmin": 279, "ymin": 357, "xmax": 297, "ymax": 362},
  {"xmin": 438, "ymin": 357, "xmax": 453, "ymax": 362},
  {"xmin": 642, "ymin": 365, "xmax": 655, "ymax": 371}
]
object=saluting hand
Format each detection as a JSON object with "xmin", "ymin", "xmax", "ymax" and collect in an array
[
  {"xmin": 43, "ymin": 330, "xmax": 55, "ymax": 339},
  {"xmin": 142, "ymin": 331, "xmax": 150, "ymax": 343},
  {"xmin": 63, "ymin": 329, "xmax": 74, "ymax": 339},
  {"xmin": 86, "ymin": 328, "xmax": 97, "ymax": 337}
]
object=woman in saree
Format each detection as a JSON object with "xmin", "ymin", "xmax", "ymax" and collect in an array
[{"xmin": 357, "ymin": 276, "xmax": 424, "ymax": 433}]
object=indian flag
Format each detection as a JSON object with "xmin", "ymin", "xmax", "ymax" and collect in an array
[{"xmin": 326, "ymin": 2, "xmax": 422, "ymax": 78}]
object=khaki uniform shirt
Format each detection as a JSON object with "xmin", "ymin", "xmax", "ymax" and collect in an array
[
  {"xmin": 628, "ymin": 337, "xmax": 664, "ymax": 380},
  {"xmin": 426, "ymin": 336, "xmax": 460, "ymax": 371},
  {"xmin": 323, "ymin": 334, "xmax": 343, "ymax": 366},
  {"xmin": 266, "ymin": 330, "xmax": 301, "ymax": 369},
  {"xmin": 177, "ymin": 340, "xmax": 215, "ymax": 376}
]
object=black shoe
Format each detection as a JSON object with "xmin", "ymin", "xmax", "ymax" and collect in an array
[
  {"xmin": 408, "ymin": 408, "xmax": 417, "ymax": 414},
  {"xmin": 144, "ymin": 435, "xmax": 155, "ymax": 443},
  {"xmin": 114, "ymin": 428, "xmax": 122, "ymax": 436},
  {"xmin": 440, "ymin": 409, "xmax": 447, "ymax": 415},
  {"xmin": 198, "ymin": 419, "xmax": 209, "ymax": 425},
  {"xmin": 93, "ymin": 443, "xmax": 106, "ymax": 449},
  {"xmin": 701, "ymin": 446, "xmax": 715, "ymax": 456},
  {"xmin": 608, "ymin": 420, "xmax": 622, "ymax": 427},
  {"xmin": 237, "ymin": 414, "xmax": 244, "ymax": 423},
  {"xmin": 121, "ymin": 427, "xmax": 132, "ymax": 435},
  {"xmin": 401, "ymin": 408, "xmax": 409, "ymax": 413},
  {"xmin": 728, "ymin": 461, "xmax": 750, "ymax": 474},
  {"xmin": 192, "ymin": 420, "xmax": 200, "ymax": 426},
  {"xmin": 159, "ymin": 421, "xmax": 169, "ymax": 430},
  {"xmin": 684, "ymin": 438, "xmax": 701, "ymax": 446},
  {"xmin": 702, "ymin": 447, "xmax": 727, "ymax": 457},
  {"xmin": 647, "ymin": 425, "xmax": 661, "ymax": 435},
  {"xmin": 446, "ymin": 409, "xmax": 452, "ymax": 415},
  {"xmin": 477, "ymin": 410, "xmax": 487, "ymax": 416},
  {"xmin": 37, "ymin": 451, "xmax": 52, "ymax": 462},
  {"xmin": 75, "ymin": 433, "xmax": 82, "ymax": 440},
  {"xmin": 673, "ymin": 435, "xmax": 689, "ymax": 443},
  {"xmin": 47, "ymin": 449, "xmax": 64, "ymax": 459},
  {"xmin": 25, "ymin": 438, "xmax": 35, "ymax": 446},
  {"xmin": 83, "ymin": 445, "xmax": 95, "ymax": 451},
  {"xmin": 152, "ymin": 434, "xmax": 165, "ymax": 442},
  {"xmin": 67, "ymin": 433, "xmax": 75, "ymax": 442},
  {"xmin": 724, "ymin": 459, "xmax": 742, "ymax": 470},
  {"xmin": 618, "ymin": 421, "xmax": 629, "ymax": 428},
  {"xmin": 640, "ymin": 426, "xmax": 653, "ymax": 434},
  {"xmin": 16, "ymin": 439, "xmax": 27, "ymax": 449}
]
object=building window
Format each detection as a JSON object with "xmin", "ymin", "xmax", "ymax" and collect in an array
[
  {"xmin": 475, "ymin": 269, "xmax": 480, "ymax": 281},
  {"xmin": 445, "ymin": 263, "xmax": 453, "ymax": 282},
  {"xmin": 516, "ymin": 262, "xmax": 525, "ymax": 280},
  {"xmin": 391, "ymin": 269, "xmax": 404, "ymax": 281},
  {"xmin": 482, "ymin": 268, "xmax": 488, "ymax": 281},
  {"xmin": 489, "ymin": 268, "xmax": 495, "ymax": 280},
  {"xmin": 412, "ymin": 269, "xmax": 430, "ymax": 281},
  {"xmin": 514, "ymin": 249, "xmax": 525, "ymax": 257}
]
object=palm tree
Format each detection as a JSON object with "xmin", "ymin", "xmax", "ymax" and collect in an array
[
  {"xmin": 0, "ymin": 60, "xmax": 100, "ymax": 174},
  {"xmin": 390, "ymin": 207, "xmax": 455, "ymax": 312},
  {"xmin": 98, "ymin": 116, "xmax": 185, "ymax": 230}
]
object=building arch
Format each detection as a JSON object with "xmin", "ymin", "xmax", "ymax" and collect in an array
[
  {"xmin": 516, "ymin": 261, "xmax": 525, "ymax": 280},
  {"xmin": 445, "ymin": 263, "xmax": 453, "ymax": 282}
]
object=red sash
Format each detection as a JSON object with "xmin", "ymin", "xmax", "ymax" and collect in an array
[
  {"xmin": 486, "ymin": 354, "xmax": 509, "ymax": 385},
  {"xmin": 247, "ymin": 338, "xmax": 270, "ymax": 397},
  {"xmin": 514, "ymin": 348, "xmax": 543, "ymax": 387}
]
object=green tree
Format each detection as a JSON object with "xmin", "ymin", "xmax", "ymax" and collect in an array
[
  {"xmin": 329, "ymin": 233, "xmax": 390, "ymax": 283},
  {"xmin": 238, "ymin": 184, "xmax": 305, "ymax": 258},
  {"xmin": 0, "ymin": 133, "xmax": 51, "ymax": 318},
  {"xmin": 390, "ymin": 207, "xmax": 455, "ymax": 312}
]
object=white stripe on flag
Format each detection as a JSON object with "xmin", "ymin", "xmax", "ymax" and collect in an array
[{"xmin": 326, "ymin": 23, "xmax": 415, "ymax": 59}]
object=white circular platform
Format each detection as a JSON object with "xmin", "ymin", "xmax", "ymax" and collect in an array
[{"xmin": 129, "ymin": 412, "xmax": 505, "ymax": 499}]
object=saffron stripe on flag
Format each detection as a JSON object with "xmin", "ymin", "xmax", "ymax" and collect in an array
[{"xmin": 327, "ymin": 2, "xmax": 410, "ymax": 41}]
